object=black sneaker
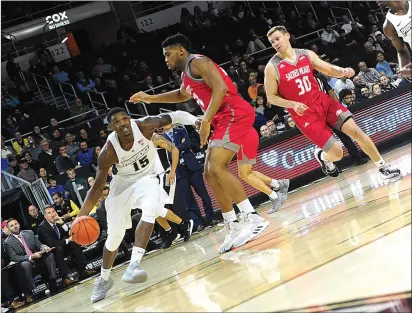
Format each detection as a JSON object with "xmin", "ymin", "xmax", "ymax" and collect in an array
[
  {"xmin": 161, "ymin": 230, "xmax": 176, "ymax": 249},
  {"xmin": 379, "ymin": 164, "xmax": 401, "ymax": 182},
  {"xmin": 178, "ymin": 220, "xmax": 194, "ymax": 242},
  {"xmin": 314, "ymin": 148, "xmax": 339, "ymax": 177}
]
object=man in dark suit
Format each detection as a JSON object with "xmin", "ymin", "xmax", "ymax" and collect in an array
[
  {"xmin": 38, "ymin": 206, "xmax": 96, "ymax": 283},
  {"xmin": 4, "ymin": 218, "xmax": 58, "ymax": 300},
  {"xmin": 162, "ymin": 124, "xmax": 216, "ymax": 230}
]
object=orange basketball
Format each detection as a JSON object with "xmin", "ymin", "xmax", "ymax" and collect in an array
[{"xmin": 70, "ymin": 216, "xmax": 100, "ymax": 246}]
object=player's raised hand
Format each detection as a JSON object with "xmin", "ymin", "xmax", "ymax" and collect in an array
[
  {"xmin": 199, "ymin": 120, "xmax": 211, "ymax": 148},
  {"xmin": 400, "ymin": 63, "xmax": 412, "ymax": 78},
  {"xmin": 343, "ymin": 67, "xmax": 355, "ymax": 78},
  {"xmin": 130, "ymin": 91, "xmax": 151, "ymax": 104},
  {"xmin": 292, "ymin": 102, "xmax": 308, "ymax": 116}
]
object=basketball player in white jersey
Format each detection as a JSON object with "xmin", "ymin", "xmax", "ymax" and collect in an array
[
  {"xmin": 75, "ymin": 107, "xmax": 199, "ymax": 303},
  {"xmin": 378, "ymin": 0, "xmax": 412, "ymax": 78}
]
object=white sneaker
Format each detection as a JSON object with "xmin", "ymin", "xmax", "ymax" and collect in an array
[
  {"xmin": 219, "ymin": 221, "xmax": 246, "ymax": 254},
  {"xmin": 239, "ymin": 213, "xmax": 269, "ymax": 243}
]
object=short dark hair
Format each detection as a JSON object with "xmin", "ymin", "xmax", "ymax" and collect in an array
[
  {"xmin": 43, "ymin": 205, "xmax": 55, "ymax": 213},
  {"xmin": 47, "ymin": 176, "xmax": 56, "ymax": 183},
  {"xmin": 79, "ymin": 139, "xmax": 88, "ymax": 146},
  {"xmin": 267, "ymin": 25, "xmax": 288, "ymax": 37},
  {"xmin": 161, "ymin": 33, "xmax": 191, "ymax": 51},
  {"xmin": 52, "ymin": 191, "xmax": 63, "ymax": 199},
  {"xmin": 339, "ymin": 89, "xmax": 353, "ymax": 102},
  {"xmin": 7, "ymin": 218, "xmax": 18, "ymax": 225},
  {"xmin": 106, "ymin": 107, "xmax": 128, "ymax": 123}
]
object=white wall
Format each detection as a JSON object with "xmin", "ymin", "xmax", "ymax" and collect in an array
[
  {"xmin": 136, "ymin": 1, "xmax": 230, "ymax": 32},
  {"xmin": 1, "ymin": 52, "xmax": 36, "ymax": 82}
]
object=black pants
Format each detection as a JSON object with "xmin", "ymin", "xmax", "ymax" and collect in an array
[
  {"xmin": 17, "ymin": 253, "xmax": 57, "ymax": 295},
  {"xmin": 53, "ymin": 243, "xmax": 87, "ymax": 277},
  {"xmin": 177, "ymin": 168, "xmax": 214, "ymax": 226},
  {"xmin": 332, "ymin": 127, "xmax": 361, "ymax": 159}
]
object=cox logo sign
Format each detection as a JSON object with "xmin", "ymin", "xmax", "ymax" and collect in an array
[{"xmin": 46, "ymin": 11, "xmax": 70, "ymax": 29}]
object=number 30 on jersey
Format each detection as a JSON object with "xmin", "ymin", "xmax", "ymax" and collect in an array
[{"xmin": 296, "ymin": 76, "xmax": 312, "ymax": 95}]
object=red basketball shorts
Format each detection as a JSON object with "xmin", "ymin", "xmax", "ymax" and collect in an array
[
  {"xmin": 292, "ymin": 94, "xmax": 353, "ymax": 152},
  {"xmin": 209, "ymin": 111, "xmax": 259, "ymax": 164}
]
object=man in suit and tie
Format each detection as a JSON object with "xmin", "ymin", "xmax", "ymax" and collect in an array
[
  {"xmin": 38, "ymin": 206, "xmax": 96, "ymax": 283},
  {"xmin": 162, "ymin": 124, "xmax": 216, "ymax": 230},
  {"xmin": 4, "ymin": 218, "xmax": 58, "ymax": 300}
]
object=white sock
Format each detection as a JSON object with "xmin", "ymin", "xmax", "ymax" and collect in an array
[
  {"xmin": 268, "ymin": 191, "xmax": 278, "ymax": 201},
  {"xmin": 237, "ymin": 199, "xmax": 255, "ymax": 214},
  {"xmin": 101, "ymin": 267, "xmax": 111, "ymax": 281},
  {"xmin": 222, "ymin": 210, "xmax": 237, "ymax": 223},
  {"xmin": 270, "ymin": 179, "xmax": 280, "ymax": 189},
  {"xmin": 374, "ymin": 158, "xmax": 385, "ymax": 168},
  {"xmin": 320, "ymin": 151, "xmax": 329, "ymax": 162},
  {"xmin": 131, "ymin": 246, "xmax": 145, "ymax": 264}
]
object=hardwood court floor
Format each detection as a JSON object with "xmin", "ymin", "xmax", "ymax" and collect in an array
[{"xmin": 20, "ymin": 144, "xmax": 411, "ymax": 312}]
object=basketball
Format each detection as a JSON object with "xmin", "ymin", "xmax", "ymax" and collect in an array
[{"xmin": 70, "ymin": 216, "xmax": 100, "ymax": 246}]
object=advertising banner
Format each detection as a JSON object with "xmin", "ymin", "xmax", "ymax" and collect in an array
[{"xmin": 193, "ymin": 86, "xmax": 411, "ymax": 210}]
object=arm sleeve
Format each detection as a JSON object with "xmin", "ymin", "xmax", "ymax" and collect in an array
[
  {"xmin": 69, "ymin": 200, "xmax": 80, "ymax": 217},
  {"xmin": 168, "ymin": 111, "xmax": 198, "ymax": 125}
]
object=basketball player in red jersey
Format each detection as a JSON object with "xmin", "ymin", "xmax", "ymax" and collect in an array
[
  {"xmin": 130, "ymin": 34, "xmax": 289, "ymax": 253},
  {"xmin": 264, "ymin": 26, "xmax": 401, "ymax": 181}
]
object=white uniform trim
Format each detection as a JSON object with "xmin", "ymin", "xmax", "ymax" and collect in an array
[
  {"xmin": 386, "ymin": 2, "xmax": 412, "ymax": 49},
  {"xmin": 104, "ymin": 121, "xmax": 171, "ymax": 249}
]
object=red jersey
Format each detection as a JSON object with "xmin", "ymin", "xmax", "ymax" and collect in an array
[
  {"xmin": 268, "ymin": 49, "xmax": 325, "ymax": 118},
  {"xmin": 182, "ymin": 54, "xmax": 254, "ymax": 128}
]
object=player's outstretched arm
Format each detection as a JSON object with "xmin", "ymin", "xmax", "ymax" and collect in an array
[
  {"xmin": 152, "ymin": 133, "xmax": 179, "ymax": 184},
  {"xmin": 130, "ymin": 83, "xmax": 192, "ymax": 104},
  {"xmin": 138, "ymin": 111, "xmax": 199, "ymax": 138},
  {"xmin": 190, "ymin": 57, "xmax": 228, "ymax": 123},
  {"xmin": 307, "ymin": 50, "xmax": 355, "ymax": 79},
  {"xmin": 383, "ymin": 20, "xmax": 411, "ymax": 78},
  {"xmin": 77, "ymin": 143, "xmax": 117, "ymax": 217}
]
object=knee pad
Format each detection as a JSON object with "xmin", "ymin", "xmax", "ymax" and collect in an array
[
  {"xmin": 157, "ymin": 207, "xmax": 168, "ymax": 219},
  {"xmin": 105, "ymin": 232, "xmax": 125, "ymax": 252},
  {"xmin": 141, "ymin": 207, "xmax": 156, "ymax": 224}
]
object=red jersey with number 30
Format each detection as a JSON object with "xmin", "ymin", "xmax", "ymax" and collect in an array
[
  {"xmin": 268, "ymin": 49, "xmax": 325, "ymax": 117},
  {"xmin": 182, "ymin": 54, "xmax": 254, "ymax": 128}
]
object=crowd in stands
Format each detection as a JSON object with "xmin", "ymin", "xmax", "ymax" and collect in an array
[{"xmin": 2, "ymin": 1, "xmax": 411, "ymax": 309}]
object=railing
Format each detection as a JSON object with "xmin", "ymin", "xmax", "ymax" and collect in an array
[
  {"xmin": 219, "ymin": 22, "xmax": 344, "ymax": 69},
  {"xmin": 124, "ymin": 81, "xmax": 172, "ymax": 117},
  {"xmin": 130, "ymin": 1, "xmax": 189, "ymax": 19},
  {"xmin": 4, "ymin": 110, "xmax": 99, "ymax": 145},
  {"xmin": 330, "ymin": 6, "xmax": 354, "ymax": 23},
  {"xmin": 58, "ymin": 81, "xmax": 78, "ymax": 110},
  {"xmin": 293, "ymin": 2, "xmax": 319, "ymax": 21},
  {"xmin": 125, "ymin": 101, "xmax": 149, "ymax": 119},
  {"xmin": 1, "ymin": 171, "xmax": 52, "ymax": 211},
  {"xmin": 1, "ymin": 37, "xmax": 61, "ymax": 61},
  {"xmin": 22, "ymin": 71, "xmax": 55, "ymax": 105},
  {"xmin": 87, "ymin": 90, "xmax": 109, "ymax": 112}
]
